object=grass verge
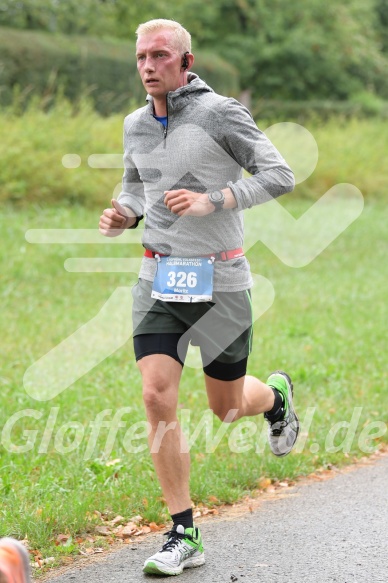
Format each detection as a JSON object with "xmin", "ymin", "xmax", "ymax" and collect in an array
[{"xmin": 0, "ymin": 200, "xmax": 387, "ymax": 574}]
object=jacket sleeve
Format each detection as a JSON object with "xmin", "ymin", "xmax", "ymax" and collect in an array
[
  {"xmin": 117, "ymin": 120, "xmax": 146, "ymax": 223},
  {"xmin": 221, "ymin": 99, "xmax": 295, "ymax": 211}
]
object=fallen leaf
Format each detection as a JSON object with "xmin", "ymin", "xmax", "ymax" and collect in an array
[
  {"xmin": 258, "ymin": 478, "xmax": 271, "ymax": 489},
  {"xmin": 55, "ymin": 534, "xmax": 70, "ymax": 546},
  {"xmin": 202, "ymin": 508, "xmax": 218, "ymax": 516},
  {"xmin": 82, "ymin": 548, "xmax": 95, "ymax": 555},
  {"xmin": 111, "ymin": 515, "xmax": 125, "ymax": 526},
  {"xmin": 141, "ymin": 526, "xmax": 151, "ymax": 534},
  {"xmin": 29, "ymin": 550, "xmax": 42, "ymax": 558},
  {"xmin": 121, "ymin": 524, "xmax": 138, "ymax": 538},
  {"xmin": 95, "ymin": 526, "xmax": 112, "ymax": 536}
]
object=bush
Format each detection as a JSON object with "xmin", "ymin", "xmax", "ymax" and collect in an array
[
  {"xmin": 0, "ymin": 96, "xmax": 125, "ymax": 207},
  {"xmin": 0, "ymin": 99, "xmax": 387, "ymax": 209},
  {"xmin": 251, "ymin": 99, "xmax": 388, "ymax": 123},
  {"xmin": 349, "ymin": 91, "xmax": 387, "ymax": 116},
  {"xmin": 0, "ymin": 28, "xmax": 142, "ymax": 115},
  {"xmin": 0, "ymin": 27, "xmax": 240, "ymax": 115}
]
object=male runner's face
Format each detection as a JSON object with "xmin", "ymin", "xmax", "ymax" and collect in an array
[{"xmin": 136, "ymin": 30, "xmax": 184, "ymax": 100}]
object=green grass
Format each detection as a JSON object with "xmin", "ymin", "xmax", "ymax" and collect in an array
[{"xmin": 0, "ymin": 199, "xmax": 387, "ymax": 569}]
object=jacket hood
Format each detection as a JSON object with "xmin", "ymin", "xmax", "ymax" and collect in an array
[{"xmin": 145, "ymin": 73, "xmax": 214, "ymax": 113}]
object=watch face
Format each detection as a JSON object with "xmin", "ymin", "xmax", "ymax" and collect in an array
[{"xmin": 211, "ymin": 191, "xmax": 224, "ymax": 203}]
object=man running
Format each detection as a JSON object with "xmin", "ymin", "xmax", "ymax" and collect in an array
[{"xmin": 99, "ymin": 18, "xmax": 299, "ymax": 576}]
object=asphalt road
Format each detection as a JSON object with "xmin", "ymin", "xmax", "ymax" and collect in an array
[{"xmin": 47, "ymin": 455, "xmax": 388, "ymax": 583}]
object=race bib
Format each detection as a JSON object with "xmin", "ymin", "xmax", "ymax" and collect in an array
[{"xmin": 151, "ymin": 256, "xmax": 214, "ymax": 302}]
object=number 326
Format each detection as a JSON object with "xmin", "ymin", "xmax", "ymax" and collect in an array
[{"xmin": 166, "ymin": 271, "xmax": 197, "ymax": 288}]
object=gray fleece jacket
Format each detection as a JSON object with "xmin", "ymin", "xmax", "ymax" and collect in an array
[{"xmin": 118, "ymin": 73, "xmax": 294, "ymax": 292}]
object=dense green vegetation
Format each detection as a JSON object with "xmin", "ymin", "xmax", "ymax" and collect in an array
[
  {"xmin": 0, "ymin": 99, "xmax": 386, "ymax": 207},
  {"xmin": 0, "ymin": 27, "xmax": 239, "ymax": 113},
  {"xmin": 1, "ymin": 0, "xmax": 388, "ymax": 106}
]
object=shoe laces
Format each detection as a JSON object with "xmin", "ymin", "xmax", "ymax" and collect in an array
[
  {"xmin": 161, "ymin": 529, "xmax": 193, "ymax": 553},
  {"xmin": 269, "ymin": 419, "xmax": 288, "ymax": 436}
]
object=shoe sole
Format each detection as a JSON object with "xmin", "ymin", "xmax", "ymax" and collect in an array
[
  {"xmin": 268, "ymin": 370, "xmax": 300, "ymax": 457},
  {"xmin": 143, "ymin": 554, "xmax": 205, "ymax": 576}
]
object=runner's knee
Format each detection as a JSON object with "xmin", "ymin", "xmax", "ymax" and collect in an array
[
  {"xmin": 142, "ymin": 379, "xmax": 177, "ymax": 417},
  {"xmin": 210, "ymin": 401, "xmax": 241, "ymax": 423}
]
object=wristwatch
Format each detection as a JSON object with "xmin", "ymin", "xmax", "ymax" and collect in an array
[{"xmin": 208, "ymin": 190, "xmax": 225, "ymax": 212}]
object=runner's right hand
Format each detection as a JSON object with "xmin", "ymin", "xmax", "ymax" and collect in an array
[{"xmin": 99, "ymin": 199, "xmax": 135, "ymax": 236}]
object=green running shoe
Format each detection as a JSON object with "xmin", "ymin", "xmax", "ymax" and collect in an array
[
  {"xmin": 143, "ymin": 524, "xmax": 205, "ymax": 576},
  {"xmin": 264, "ymin": 371, "xmax": 299, "ymax": 457}
]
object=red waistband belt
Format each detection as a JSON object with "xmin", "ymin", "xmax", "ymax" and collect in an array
[{"xmin": 144, "ymin": 248, "xmax": 244, "ymax": 261}]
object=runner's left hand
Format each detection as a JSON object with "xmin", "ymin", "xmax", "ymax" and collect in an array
[{"xmin": 164, "ymin": 189, "xmax": 214, "ymax": 217}]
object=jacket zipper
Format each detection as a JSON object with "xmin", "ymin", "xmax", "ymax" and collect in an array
[{"xmin": 163, "ymin": 96, "xmax": 169, "ymax": 147}]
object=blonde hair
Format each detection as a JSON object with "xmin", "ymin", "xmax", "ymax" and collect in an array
[{"xmin": 136, "ymin": 19, "xmax": 191, "ymax": 54}]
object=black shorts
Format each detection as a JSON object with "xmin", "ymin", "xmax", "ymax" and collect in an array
[{"xmin": 132, "ymin": 278, "xmax": 253, "ymax": 381}]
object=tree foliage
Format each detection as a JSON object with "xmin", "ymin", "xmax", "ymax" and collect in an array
[
  {"xmin": 1, "ymin": 0, "xmax": 388, "ymax": 99},
  {"xmin": 0, "ymin": 27, "xmax": 240, "ymax": 113},
  {"xmin": 180, "ymin": 0, "xmax": 388, "ymax": 98},
  {"xmin": 376, "ymin": 0, "xmax": 388, "ymax": 52}
]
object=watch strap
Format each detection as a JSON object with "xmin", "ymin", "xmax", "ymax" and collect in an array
[{"xmin": 209, "ymin": 190, "xmax": 225, "ymax": 212}]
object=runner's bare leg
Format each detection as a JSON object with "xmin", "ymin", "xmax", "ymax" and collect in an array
[
  {"xmin": 138, "ymin": 354, "xmax": 191, "ymax": 514},
  {"xmin": 205, "ymin": 374, "xmax": 275, "ymax": 422}
]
